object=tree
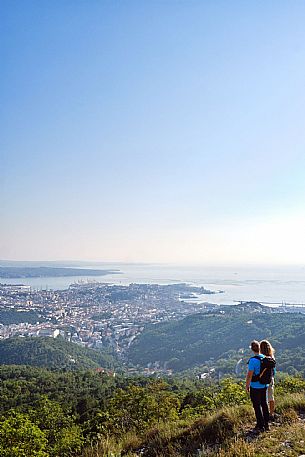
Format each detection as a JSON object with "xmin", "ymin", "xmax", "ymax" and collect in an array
[
  {"xmin": 29, "ymin": 397, "xmax": 84, "ymax": 456},
  {"xmin": 52, "ymin": 425, "xmax": 84, "ymax": 457},
  {"xmin": 215, "ymin": 378, "xmax": 249, "ymax": 407},
  {"xmin": 0, "ymin": 411, "xmax": 48, "ymax": 457},
  {"xmin": 147, "ymin": 380, "xmax": 180, "ymax": 423},
  {"xmin": 107, "ymin": 386, "xmax": 153, "ymax": 432}
]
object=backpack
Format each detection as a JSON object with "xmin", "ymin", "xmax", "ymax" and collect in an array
[{"xmin": 250, "ymin": 355, "xmax": 276, "ymax": 385}]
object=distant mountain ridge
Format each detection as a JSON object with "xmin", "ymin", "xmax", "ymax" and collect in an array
[{"xmin": 0, "ymin": 266, "xmax": 120, "ymax": 278}]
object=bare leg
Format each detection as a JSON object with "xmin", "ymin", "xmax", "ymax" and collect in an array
[{"xmin": 269, "ymin": 400, "xmax": 275, "ymax": 416}]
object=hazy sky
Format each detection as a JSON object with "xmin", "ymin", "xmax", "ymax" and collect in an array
[{"xmin": 2, "ymin": 1, "xmax": 305, "ymax": 264}]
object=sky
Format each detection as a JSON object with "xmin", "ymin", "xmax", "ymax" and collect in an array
[{"xmin": 2, "ymin": 0, "xmax": 305, "ymax": 265}]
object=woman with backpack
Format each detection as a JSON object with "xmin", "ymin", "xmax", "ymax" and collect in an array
[{"xmin": 260, "ymin": 340, "xmax": 276, "ymax": 421}]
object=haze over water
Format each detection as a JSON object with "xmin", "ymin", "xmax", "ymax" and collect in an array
[{"xmin": 2, "ymin": 263, "xmax": 305, "ymax": 306}]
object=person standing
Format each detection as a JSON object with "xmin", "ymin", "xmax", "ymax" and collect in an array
[
  {"xmin": 260, "ymin": 340, "xmax": 276, "ymax": 420},
  {"xmin": 246, "ymin": 340, "xmax": 270, "ymax": 432}
]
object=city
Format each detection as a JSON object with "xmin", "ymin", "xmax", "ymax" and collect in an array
[{"xmin": 0, "ymin": 282, "xmax": 218, "ymax": 359}]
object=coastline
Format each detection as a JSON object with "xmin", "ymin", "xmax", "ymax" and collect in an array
[{"xmin": 1, "ymin": 263, "xmax": 305, "ymax": 306}]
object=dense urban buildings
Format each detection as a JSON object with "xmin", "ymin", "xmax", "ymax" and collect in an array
[{"xmin": 0, "ymin": 282, "xmax": 217, "ymax": 358}]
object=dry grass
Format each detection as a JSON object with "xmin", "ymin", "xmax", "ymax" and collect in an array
[
  {"xmin": 214, "ymin": 438, "xmax": 255, "ymax": 457},
  {"xmin": 209, "ymin": 419, "xmax": 305, "ymax": 457},
  {"xmin": 82, "ymin": 435, "xmax": 123, "ymax": 457},
  {"xmin": 210, "ymin": 392, "xmax": 305, "ymax": 457},
  {"xmin": 120, "ymin": 404, "xmax": 254, "ymax": 456},
  {"xmin": 81, "ymin": 392, "xmax": 305, "ymax": 457},
  {"xmin": 276, "ymin": 392, "xmax": 305, "ymax": 415}
]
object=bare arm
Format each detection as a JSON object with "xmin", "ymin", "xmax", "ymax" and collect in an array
[{"xmin": 246, "ymin": 370, "xmax": 253, "ymax": 392}]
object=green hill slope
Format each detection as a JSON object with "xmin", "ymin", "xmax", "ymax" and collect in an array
[
  {"xmin": 122, "ymin": 392, "xmax": 305, "ymax": 457},
  {"xmin": 0, "ymin": 363, "xmax": 304, "ymax": 457},
  {"xmin": 0, "ymin": 336, "xmax": 116, "ymax": 370},
  {"xmin": 128, "ymin": 307, "xmax": 305, "ymax": 372}
]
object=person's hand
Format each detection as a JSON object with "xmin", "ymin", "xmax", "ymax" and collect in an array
[{"xmin": 246, "ymin": 385, "xmax": 250, "ymax": 393}]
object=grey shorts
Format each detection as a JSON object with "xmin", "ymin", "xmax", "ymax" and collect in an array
[{"xmin": 267, "ymin": 378, "xmax": 274, "ymax": 402}]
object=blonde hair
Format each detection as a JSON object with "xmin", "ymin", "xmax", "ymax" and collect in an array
[{"xmin": 260, "ymin": 340, "xmax": 274, "ymax": 357}]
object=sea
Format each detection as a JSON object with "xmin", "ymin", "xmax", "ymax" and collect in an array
[{"xmin": 1, "ymin": 263, "xmax": 305, "ymax": 307}]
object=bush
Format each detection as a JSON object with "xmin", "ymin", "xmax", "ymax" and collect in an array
[{"xmin": 0, "ymin": 411, "xmax": 48, "ymax": 457}]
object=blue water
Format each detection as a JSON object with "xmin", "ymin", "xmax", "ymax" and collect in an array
[{"xmin": 1, "ymin": 263, "xmax": 305, "ymax": 306}]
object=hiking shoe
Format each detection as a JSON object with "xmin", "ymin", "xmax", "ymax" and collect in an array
[
  {"xmin": 264, "ymin": 424, "xmax": 270, "ymax": 431},
  {"xmin": 269, "ymin": 415, "xmax": 275, "ymax": 422},
  {"xmin": 253, "ymin": 425, "xmax": 265, "ymax": 433}
]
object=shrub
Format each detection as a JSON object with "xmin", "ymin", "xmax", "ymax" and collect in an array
[{"xmin": 0, "ymin": 411, "xmax": 48, "ymax": 457}]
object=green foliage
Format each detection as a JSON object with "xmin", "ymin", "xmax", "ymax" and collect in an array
[
  {"xmin": 109, "ymin": 385, "xmax": 155, "ymax": 432},
  {"xmin": 93, "ymin": 381, "xmax": 180, "ymax": 435},
  {"xmin": 179, "ymin": 379, "xmax": 249, "ymax": 419},
  {"xmin": 276, "ymin": 374, "xmax": 305, "ymax": 394},
  {"xmin": 0, "ymin": 309, "xmax": 43, "ymax": 325},
  {"xmin": 215, "ymin": 379, "xmax": 249, "ymax": 407},
  {"xmin": 51, "ymin": 425, "xmax": 84, "ymax": 457},
  {"xmin": 128, "ymin": 310, "xmax": 305, "ymax": 374},
  {"xmin": 0, "ymin": 397, "xmax": 84, "ymax": 457},
  {"xmin": 180, "ymin": 385, "xmax": 217, "ymax": 419},
  {"xmin": 118, "ymin": 388, "xmax": 305, "ymax": 457},
  {"xmin": 0, "ymin": 412, "xmax": 48, "ymax": 457},
  {"xmin": 0, "ymin": 336, "xmax": 116, "ymax": 370},
  {"xmin": 0, "ymin": 360, "xmax": 304, "ymax": 456},
  {"xmin": 147, "ymin": 380, "xmax": 180, "ymax": 423},
  {"xmin": 29, "ymin": 397, "xmax": 77, "ymax": 449}
]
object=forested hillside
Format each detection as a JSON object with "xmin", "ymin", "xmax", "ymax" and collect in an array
[
  {"xmin": 128, "ymin": 307, "xmax": 305, "ymax": 373},
  {"xmin": 1, "ymin": 309, "xmax": 305, "ymax": 455},
  {"xmin": 0, "ymin": 337, "xmax": 116, "ymax": 370},
  {"xmin": 0, "ymin": 365, "xmax": 304, "ymax": 456}
]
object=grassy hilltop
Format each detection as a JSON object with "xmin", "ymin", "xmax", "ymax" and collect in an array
[{"xmin": 117, "ymin": 391, "xmax": 305, "ymax": 457}]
